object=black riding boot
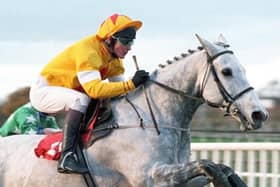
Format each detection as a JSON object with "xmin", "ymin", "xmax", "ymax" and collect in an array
[{"xmin": 57, "ymin": 109, "xmax": 88, "ymax": 174}]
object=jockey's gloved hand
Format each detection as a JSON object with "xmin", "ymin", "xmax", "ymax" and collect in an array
[{"xmin": 132, "ymin": 70, "xmax": 149, "ymax": 88}]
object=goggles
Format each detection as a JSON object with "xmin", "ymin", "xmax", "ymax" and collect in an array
[{"xmin": 112, "ymin": 36, "xmax": 134, "ymax": 47}]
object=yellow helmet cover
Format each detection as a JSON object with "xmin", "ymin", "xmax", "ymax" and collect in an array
[{"xmin": 96, "ymin": 13, "xmax": 142, "ymax": 39}]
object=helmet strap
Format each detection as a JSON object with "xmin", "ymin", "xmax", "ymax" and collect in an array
[{"xmin": 104, "ymin": 38, "xmax": 118, "ymax": 58}]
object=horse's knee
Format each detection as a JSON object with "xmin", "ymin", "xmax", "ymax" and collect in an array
[
  {"xmin": 217, "ymin": 163, "xmax": 247, "ymax": 187},
  {"xmin": 150, "ymin": 162, "xmax": 212, "ymax": 187},
  {"xmin": 197, "ymin": 160, "xmax": 247, "ymax": 187}
]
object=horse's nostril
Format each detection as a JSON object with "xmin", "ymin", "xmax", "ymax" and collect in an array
[{"xmin": 252, "ymin": 111, "xmax": 268, "ymax": 122}]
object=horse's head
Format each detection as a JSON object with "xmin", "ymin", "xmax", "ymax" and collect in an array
[{"xmin": 196, "ymin": 34, "xmax": 268, "ymax": 131}]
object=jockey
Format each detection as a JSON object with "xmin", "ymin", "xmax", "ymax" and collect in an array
[
  {"xmin": 29, "ymin": 13, "xmax": 149, "ymax": 174},
  {"xmin": 0, "ymin": 102, "xmax": 60, "ymax": 137}
]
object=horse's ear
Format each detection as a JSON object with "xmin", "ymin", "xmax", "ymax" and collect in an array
[
  {"xmin": 215, "ymin": 34, "xmax": 230, "ymax": 48},
  {"xmin": 217, "ymin": 34, "xmax": 227, "ymax": 44},
  {"xmin": 195, "ymin": 34, "xmax": 221, "ymax": 57}
]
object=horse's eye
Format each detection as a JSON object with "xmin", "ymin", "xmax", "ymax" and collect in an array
[{"xmin": 222, "ymin": 68, "xmax": 232, "ymax": 76}]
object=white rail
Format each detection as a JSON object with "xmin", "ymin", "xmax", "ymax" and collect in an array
[{"xmin": 191, "ymin": 142, "xmax": 280, "ymax": 187}]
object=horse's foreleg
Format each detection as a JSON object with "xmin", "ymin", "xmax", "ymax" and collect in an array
[
  {"xmin": 150, "ymin": 160, "xmax": 210, "ymax": 187},
  {"xmin": 150, "ymin": 159, "xmax": 234, "ymax": 187}
]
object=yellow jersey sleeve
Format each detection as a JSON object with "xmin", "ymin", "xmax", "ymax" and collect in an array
[
  {"xmin": 40, "ymin": 34, "xmax": 135, "ymax": 98},
  {"xmin": 76, "ymin": 50, "xmax": 134, "ymax": 98},
  {"xmin": 82, "ymin": 79, "xmax": 135, "ymax": 99}
]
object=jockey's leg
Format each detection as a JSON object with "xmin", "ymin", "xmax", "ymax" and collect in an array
[
  {"xmin": 30, "ymin": 84, "xmax": 90, "ymax": 174},
  {"xmin": 57, "ymin": 109, "xmax": 88, "ymax": 174}
]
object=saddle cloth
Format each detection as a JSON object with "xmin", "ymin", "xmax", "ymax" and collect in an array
[
  {"xmin": 34, "ymin": 100, "xmax": 101, "ymax": 160},
  {"xmin": 34, "ymin": 118, "xmax": 99, "ymax": 160},
  {"xmin": 34, "ymin": 132, "xmax": 63, "ymax": 160}
]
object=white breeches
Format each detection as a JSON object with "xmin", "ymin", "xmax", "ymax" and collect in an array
[{"xmin": 30, "ymin": 76, "xmax": 91, "ymax": 114}]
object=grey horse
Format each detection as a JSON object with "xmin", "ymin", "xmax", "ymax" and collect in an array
[{"xmin": 0, "ymin": 34, "xmax": 268, "ymax": 187}]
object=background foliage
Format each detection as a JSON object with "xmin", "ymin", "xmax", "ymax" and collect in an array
[{"xmin": 0, "ymin": 87, "xmax": 30, "ymax": 123}]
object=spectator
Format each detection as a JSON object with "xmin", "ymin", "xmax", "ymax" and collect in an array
[{"xmin": 0, "ymin": 102, "xmax": 61, "ymax": 137}]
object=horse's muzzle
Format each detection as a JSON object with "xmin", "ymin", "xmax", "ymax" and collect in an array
[
  {"xmin": 251, "ymin": 110, "xmax": 269, "ymax": 129},
  {"xmin": 239, "ymin": 109, "xmax": 269, "ymax": 131}
]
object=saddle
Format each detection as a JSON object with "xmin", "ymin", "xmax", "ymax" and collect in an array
[{"xmin": 81, "ymin": 99, "xmax": 119, "ymax": 148}]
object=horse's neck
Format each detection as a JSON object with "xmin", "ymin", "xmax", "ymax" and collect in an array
[
  {"xmin": 149, "ymin": 52, "xmax": 206, "ymax": 125},
  {"xmin": 112, "ymin": 51, "xmax": 207, "ymax": 128}
]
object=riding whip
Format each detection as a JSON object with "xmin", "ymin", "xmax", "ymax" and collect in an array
[{"xmin": 132, "ymin": 55, "xmax": 160, "ymax": 135}]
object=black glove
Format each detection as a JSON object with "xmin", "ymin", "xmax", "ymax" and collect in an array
[{"xmin": 132, "ymin": 70, "xmax": 149, "ymax": 87}]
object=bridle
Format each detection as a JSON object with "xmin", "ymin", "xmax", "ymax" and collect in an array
[
  {"xmin": 150, "ymin": 50, "xmax": 253, "ymax": 114},
  {"xmin": 199, "ymin": 50, "xmax": 254, "ymax": 115},
  {"xmin": 126, "ymin": 49, "xmax": 254, "ymax": 134}
]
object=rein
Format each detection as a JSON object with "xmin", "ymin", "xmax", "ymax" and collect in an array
[
  {"xmin": 149, "ymin": 80, "xmax": 204, "ymax": 103},
  {"xmin": 124, "ymin": 78, "xmax": 204, "ymax": 134}
]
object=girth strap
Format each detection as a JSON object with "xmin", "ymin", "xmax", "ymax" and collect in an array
[{"xmin": 76, "ymin": 142, "xmax": 97, "ymax": 187}]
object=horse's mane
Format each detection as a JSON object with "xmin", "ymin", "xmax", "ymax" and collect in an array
[
  {"xmin": 150, "ymin": 46, "xmax": 204, "ymax": 78},
  {"xmin": 156, "ymin": 40, "xmax": 230, "ymax": 72}
]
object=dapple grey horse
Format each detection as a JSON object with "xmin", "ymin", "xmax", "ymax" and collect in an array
[{"xmin": 0, "ymin": 34, "xmax": 268, "ymax": 187}]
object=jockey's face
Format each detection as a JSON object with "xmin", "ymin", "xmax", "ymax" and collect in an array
[{"xmin": 112, "ymin": 37, "xmax": 133, "ymax": 59}]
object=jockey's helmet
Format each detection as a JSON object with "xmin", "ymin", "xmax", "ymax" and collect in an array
[{"xmin": 96, "ymin": 13, "xmax": 142, "ymax": 40}]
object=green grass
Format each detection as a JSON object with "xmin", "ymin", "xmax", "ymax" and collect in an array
[{"xmin": 191, "ymin": 136, "xmax": 280, "ymax": 142}]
